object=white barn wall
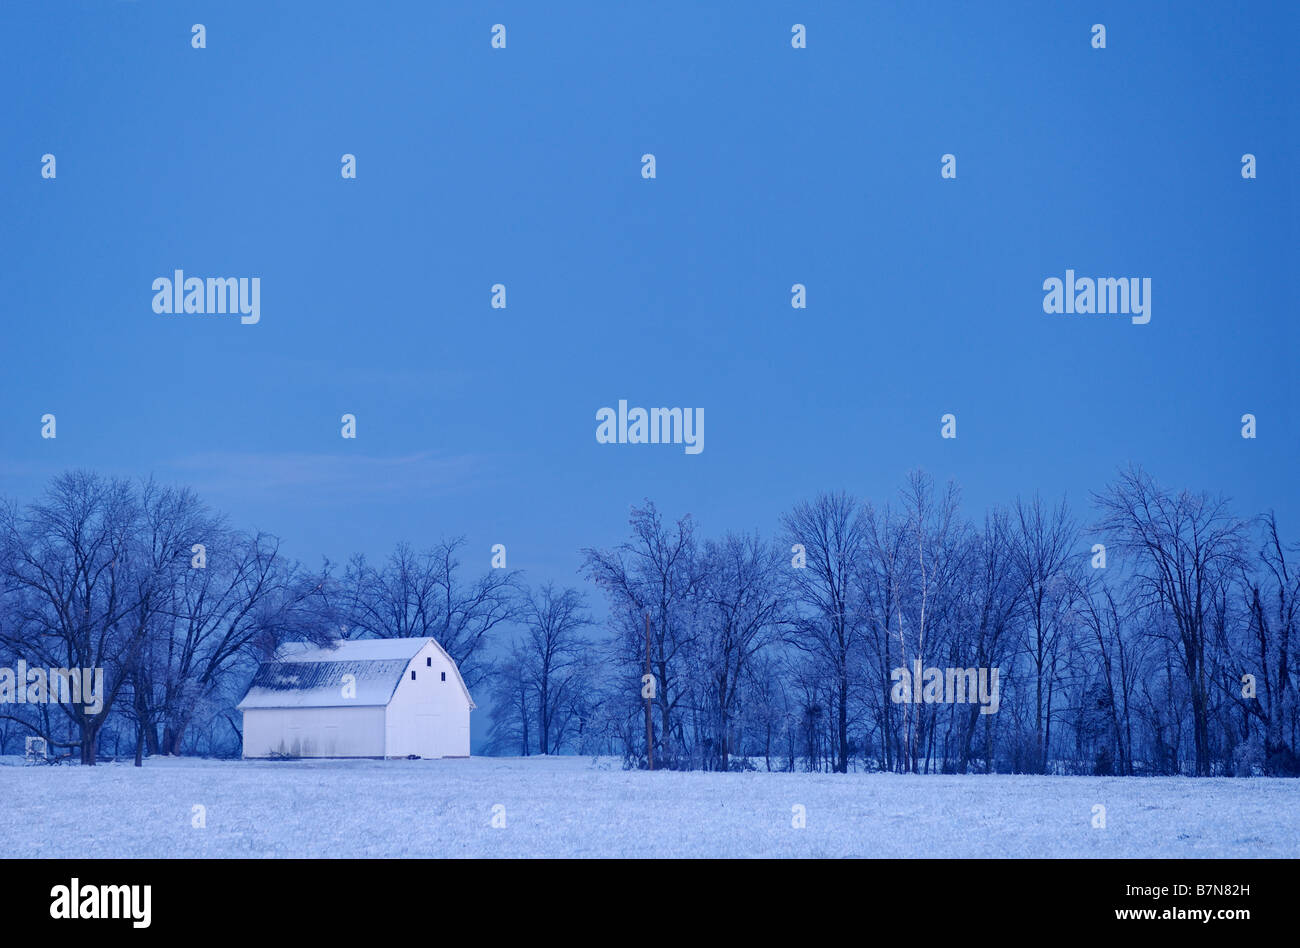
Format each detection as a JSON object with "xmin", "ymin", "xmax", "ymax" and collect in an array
[
  {"xmin": 385, "ymin": 641, "xmax": 472, "ymax": 757},
  {"xmin": 243, "ymin": 706, "xmax": 386, "ymax": 759}
]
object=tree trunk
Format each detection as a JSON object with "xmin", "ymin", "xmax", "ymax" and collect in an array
[
  {"xmin": 836, "ymin": 672, "xmax": 849, "ymax": 773},
  {"xmin": 79, "ymin": 719, "xmax": 98, "ymax": 766}
]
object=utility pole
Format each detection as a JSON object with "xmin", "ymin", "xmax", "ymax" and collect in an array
[{"xmin": 645, "ymin": 611, "xmax": 654, "ymax": 771}]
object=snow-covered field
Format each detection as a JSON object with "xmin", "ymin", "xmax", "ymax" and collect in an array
[{"xmin": 2, "ymin": 755, "xmax": 1296, "ymax": 858}]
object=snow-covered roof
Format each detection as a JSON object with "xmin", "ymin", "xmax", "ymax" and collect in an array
[
  {"xmin": 276, "ymin": 638, "xmax": 430, "ymax": 663},
  {"xmin": 236, "ymin": 636, "xmax": 476, "ymax": 710},
  {"xmin": 237, "ymin": 659, "xmax": 409, "ymax": 709}
]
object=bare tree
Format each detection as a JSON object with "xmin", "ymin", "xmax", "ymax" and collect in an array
[
  {"xmin": 154, "ymin": 532, "xmax": 333, "ymax": 756},
  {"xmin": 0, "ymin": 472, "xmax": 144, "ymax": 764},
  {"xmin": 1095, "ymin": 466, "xmax": 1247, "ymax": 775},
  {"xmin": 859, "ymin": 500, "xmax": 910, "ymax": 771},
  {"xmin": 120, "ymin": 479, "xmax": 212, "ymax": 762},
  {"xmin": 483, "ymin": 644, "xmax": 534, "ymax": 756},
  {"xmin": 1076, "ymin": 572, "xmax": 1149, "ymax": 775},
  {"xmin": 695, "ymin": 533, "xmax": 789, "ymax": 770},
  {"xmin": 781, "ymin": 491, "xmax": 867, "ymax": 774},
  {"xmin": 896, "ymin": 471, "xmax": 967, "ymax": 772},
  {"xmin": 1011, "ymin": 494, "xmax": 1081, "ymax": 773},
  {"xmin": 516, "ymin": 583, "xmax": 595, "ymax": 755},
  {"xmin": 343, "ymin": 538, "xmax": 521, "ymax": 690},
  {"xmin": 583, "ymin": 502, "xmax": 702, "ymax": 768},
  {"xmin": 953, "ymin": 510, "xmax": 1023, "ymax": 773},
  {"xmin": 1222, "ymin": 512, "xmax": 1300, "ymax": 774}
]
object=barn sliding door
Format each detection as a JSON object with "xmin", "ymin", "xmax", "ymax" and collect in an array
[{"xmin": 415, "ymin": 711, "xmax": 440, "ymax": 759}]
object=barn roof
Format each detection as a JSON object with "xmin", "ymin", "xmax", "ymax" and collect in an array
[
  {"xmin": 237, "ymin": 659, "xmax": 409, "ymax": 709},
  {"xmin": 236, "ymin": 637, "xmax": 476, "ymax": 710},
  {"xmin": 275, "ymin": 638, "xmax": 431, "ymax": 663}
]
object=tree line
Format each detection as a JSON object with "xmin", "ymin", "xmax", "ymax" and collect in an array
[{"xmin": 1, "ymin": 467, "xmax": 1295, "ymax": 776}]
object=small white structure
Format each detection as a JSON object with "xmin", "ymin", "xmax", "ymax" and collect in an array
[
  {"xmin": 24, "ymin": 736, "xmax": 47, "ymax": 765},
  {"xmin": 237, "ymin": 637, "xmax": 474, "ymax": 759}
]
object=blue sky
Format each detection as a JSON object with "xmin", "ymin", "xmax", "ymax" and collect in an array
[{"xmin": 2, "ymin": 2, "xmax": 1296, "ymax": 744}]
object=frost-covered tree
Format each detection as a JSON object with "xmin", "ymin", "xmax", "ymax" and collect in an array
[
  {"xmin": 1095, "ymin": 466, "xmax": 1247, "ymax": 776},
  {"xmin": 342, "ymin": 538, "xmax": 521, "ymax": 690},
  {"xmin": 0, "ymin": 472, "xmax": 144, "ymax": 764}
]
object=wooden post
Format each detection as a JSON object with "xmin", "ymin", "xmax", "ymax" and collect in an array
[{"xmin": 645, "ymin": 611, "xmax": 654, "ymax": 771}]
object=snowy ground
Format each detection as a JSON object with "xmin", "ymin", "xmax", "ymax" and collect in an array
[{"xmin": 1, "ymin": 755, "xmax": 1296, "ymax": 858}]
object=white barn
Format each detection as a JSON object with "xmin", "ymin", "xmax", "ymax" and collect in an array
[{"xmin": 237, "ymin": 637, "xmax": 475, "ymax": 759}]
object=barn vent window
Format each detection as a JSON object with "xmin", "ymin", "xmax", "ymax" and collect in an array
[
  {"xmin": 441, "ymin": 672, "xmax": 446, "ymax": 681},
  {"xmin": 411, "ymin": 670, "xmax": 416, "ymax": 680},
  {"xmin": 426, "ymin": 657, "xmax": 431, "ymax": 667}
]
